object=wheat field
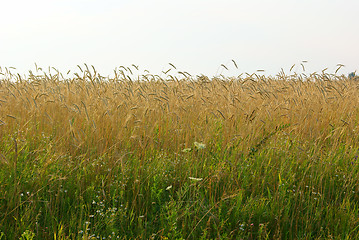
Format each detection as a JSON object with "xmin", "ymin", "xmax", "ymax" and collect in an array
[{"xmin": 0, "ymin": 65, "xmax": 358, "ymax": 239}]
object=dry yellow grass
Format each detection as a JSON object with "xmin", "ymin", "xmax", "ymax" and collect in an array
[{"xmin": 1, "ymin": 68, "xmax": 358, "ymax": 160}]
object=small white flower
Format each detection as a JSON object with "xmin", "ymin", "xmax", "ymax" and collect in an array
[
  {"xmin": 194, "ymin": 142, "xmax": 206, "ymax": 150},
  {"xmin": 166, "ymin": 185, "xmax": 172, "ymax": 190},
  {"xmin": 189, "ymin": 177, "xmax": 203, "ymax": 181},
  {"xmin": 181, "ymin": 148, "xmax": 192, "ymax": 153}
]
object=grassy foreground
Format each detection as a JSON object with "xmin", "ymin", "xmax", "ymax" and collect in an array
[{"xmin": 0, "ymin": 66, "xmax": 359, "ymax": 239}]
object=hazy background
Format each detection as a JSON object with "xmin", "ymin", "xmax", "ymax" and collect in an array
[{"xmin": 1, "ymin": 0, "xmax": 358, "ymax": 77}]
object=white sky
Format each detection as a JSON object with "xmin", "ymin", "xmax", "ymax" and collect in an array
[{"xmin": 0, "ymin": 0, "xmax": 358, "ymax": 77}]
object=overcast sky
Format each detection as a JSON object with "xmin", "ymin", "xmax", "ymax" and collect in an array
[{"xmin": 0, "ymin": 0, "xmax": 358, "ymax": 77}]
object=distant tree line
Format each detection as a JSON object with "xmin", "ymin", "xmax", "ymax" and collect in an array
[{"xmin": 348, "ymin": 72, "xmax": 357, "ymax": 80}]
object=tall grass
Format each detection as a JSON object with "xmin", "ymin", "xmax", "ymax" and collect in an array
[{"xmin": 0, "ymin": 66, "xmax": 358, "ymax": 239}]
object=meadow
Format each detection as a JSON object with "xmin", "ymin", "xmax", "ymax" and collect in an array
[{"xmin": 0, "ymin": 65, "xmax": 358, "ymax": 239}]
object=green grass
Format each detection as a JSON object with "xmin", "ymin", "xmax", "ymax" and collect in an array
[
  {"xmin": 0, "ymin": 67, "xmax": 359, "ymax": 239},
  {"xmin": 1, "ymin": 135, "xmax": 358, "ymax": 239}
]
